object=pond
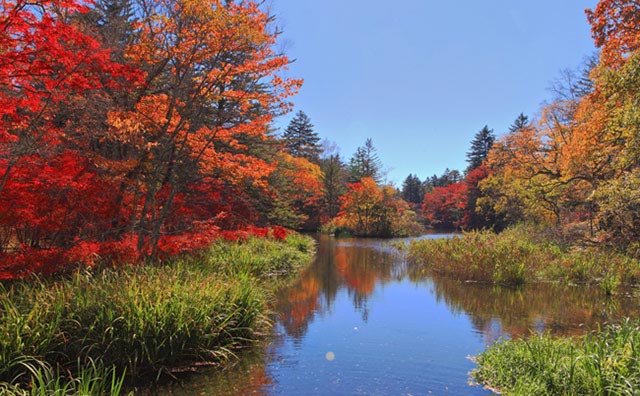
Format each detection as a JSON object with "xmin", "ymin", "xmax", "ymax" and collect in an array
[{"xmin": 156, "ymin": 233, "xmax": 640, "ymax": 395}]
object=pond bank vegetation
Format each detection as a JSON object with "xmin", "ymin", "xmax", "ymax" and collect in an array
[
  {"xmin": 473, "ymin": 320, "xmax": 640, "ymax": 396},
  {"xmin": 0, "ymin": 235, "xmax": 315, "ymax": 395},
  {"xmin": 406, "ymin": 225, "xmax": 640, "ymax": 292}
]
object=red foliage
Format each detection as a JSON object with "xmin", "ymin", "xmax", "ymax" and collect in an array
[
  {"xmin": 421, "ymin": 165, "xmax": 491, "ymax": 230},
  {"xmin": 461, "ymin": 165, "xmax": 491, "ymax": 229},
  {"xmin": 422, "ymin": 182, "xmax": 467, "ymax": 229},
  {"xmin": 0, "ymin": 0, "xmax": 296, "ymax": 279}
]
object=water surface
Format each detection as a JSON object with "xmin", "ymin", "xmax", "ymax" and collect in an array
[{"xmin": 158, "ymin": 234, "xmax": 640, "ymax": 395}]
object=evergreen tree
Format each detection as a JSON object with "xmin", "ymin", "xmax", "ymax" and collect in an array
[
  {"xmin": 348, "ymin": 138, "xmax": 382, "ymax": 183},
  {"xmin": 78, "ymin": 0, "xmax": 135, "ymax": 62},
  {"xmin": 509, "ymin": 113, "xmax": 529, "ymax": 133},
  {"xmin": 320, "ymin": 153, "xmax": 348, "ymax": 218},
  {"xmin": 401, "ymin": 174, "xmax": 424, "ymax": 204},
  {"xmin": 281, "ymin": 111, "xmax": 321, "ymax": 163},
  {"xmin": 466, "ymin": 126, "xmax": 495, "ymax": 172}
]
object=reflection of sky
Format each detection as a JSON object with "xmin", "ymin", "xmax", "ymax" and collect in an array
[
  {"xmin": 265, "ymin": 236, "xmax": 640, "ymax": 395},
  {"xmin": 159, "ymin": 235, "xmax": 640, "ymax": 395},
  {"xmin": 268, "ymin": 280, "xmax": 491, "ymax": 396}
]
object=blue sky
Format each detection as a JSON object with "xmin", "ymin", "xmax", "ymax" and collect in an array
[{"xmin": 271, "ymin": 1, "xmax": 598, "ymax": 185}]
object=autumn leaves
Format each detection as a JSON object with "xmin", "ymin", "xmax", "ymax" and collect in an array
[{"xmin": 0, "ymin": 0, "xmax": 300, "ymax": 277}]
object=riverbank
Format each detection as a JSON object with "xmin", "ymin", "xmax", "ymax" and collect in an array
[
  {"xmin": 473, "ymin": 320, "xmax": 640, "ymax": 395},
  {"xmin": 0, "ymin": 234, "xmax": 315, "ymax": 395},
  {"xmin": 406, "ymin": 225, "xmax": 640, "ymax": 291}
]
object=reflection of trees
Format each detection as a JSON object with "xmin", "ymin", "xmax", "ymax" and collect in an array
[
  {"xmin": 274, "ymin": 235, "xmax": 403, "ymax": 339},
  {"xmin": 148, "ymin": 347, "xmax": 273, "ymax": 396},
  {"xmin": 275, "ymin": 234, "xmax": 640, "ymax": 346},
  {"xmin": 421, "ymin": 275, "xmax": 640, "ymax": 342}
]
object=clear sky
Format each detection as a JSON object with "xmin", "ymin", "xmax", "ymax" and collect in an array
[{"xmin": 270, "ymin": 0, "xmax": 598, "ymax": 185}]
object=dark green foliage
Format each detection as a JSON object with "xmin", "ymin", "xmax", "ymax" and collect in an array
[
  {"xmin": 320, "ymin": 153, "xmax": 348, "ymax": 218},
  {"xmin": 423, "ymin": 168, "xmax": 462, "ymax": 190},
  {"xmin": 466, "ymin": 125, "xmax": 495, "ymax": 172},
  {"xmin": 401, "ymin": 173, "xmax": 424, "ymax": 204},
  {"xmin": 348, "ymin": 138, "xmax": 383, "ymax": 182},
  {"xmin": 509, "ymin": 113, "xmax": 529, "ymax": 133},
  {"xmin": 77, "ymin": 0, "xmax": 135, "ymax": 63},
  {"xmin": 281, "ymin": 111, "xmax": 321, "ymax": 163},
  {"xmin": 474, "ymin": 320, "xmax": 640, "ymax": 396}
]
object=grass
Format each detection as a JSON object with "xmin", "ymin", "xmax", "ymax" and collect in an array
[
  {"xmin": 473, "ymin": 320, "xmax": 640, "ymax": 395},
  {"xmin": 0, "ymin": 360, "xmax": 128, "ymax": 396},
  {"xmin": 0, "ymin": 234, "xmax": 315, "ymax": 395},
  {"xmin": 406, "ymin": 224, "xmax": 640, "ymax": 288}
]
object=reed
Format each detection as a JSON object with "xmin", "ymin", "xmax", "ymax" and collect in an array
[
  {"xmin": 473, "ymin": 319, "xmax": 640, "ymax": 395},
  {"xmin": 407, "ymin": 225, "xmax": 640, "ymax": 288},
  {"xmin": 0, "ymin": 235, "xmax": 315, "ymax": 394}
]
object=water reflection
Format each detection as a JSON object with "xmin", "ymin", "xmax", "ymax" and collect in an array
[
  {"xmin": 274, "ymin": 236, "xmax": 403, "ymax": 336},
  {"xmin": 424, "ymin": 277, "xmax": 640, "ymax": 343},
  {"xmin": 276, "ymin": 235, "xmax": 640, "ymax": 344},
  {"xmin": 149, "ymin": 348, "xmax": 274, "ymax": 396},
  {"xmin": 156, "ymin": 234, "xmax": 640, "ymax": 395}
]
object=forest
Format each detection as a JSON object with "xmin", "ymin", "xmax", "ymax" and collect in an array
[
  {"xmin": 2, "ymin": 0, "xmax": 640, "ymax": 394},
  {"xmin": 0, "ymin": 0, "xmax": 428, "ymax": 281},
  {"xmin": 5, "ymin": 0, "xmax": 638, "ymax": 280},
  {"xmin": 412, "ymin": 1, "xmax": 640, "ymax": 254}
]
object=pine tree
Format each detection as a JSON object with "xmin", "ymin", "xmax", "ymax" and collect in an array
[
  {"xmin": 348, "ymin": 138, "xmax": 382, "ymax": 182},
  {"xmin": 78, "ymin": 0, "xmax": 135, "ymax": 62},
  {"xmin": 509, "ymin": 113, "xmax": 529, "ymax": 133},
  {"xmin": 466, "ymin": 126, "xmax": 495, "ymax": 172},
  {"xmin": 320, "ymin": 153, "xmax": 348, "ymax": 218},
  {"xmin": 281, "ymin": 111, "xmax": 321, "ymax": 163},
  {"xmin": 401, "ymin": 174, "xmax": 424, "ymax": 204}
]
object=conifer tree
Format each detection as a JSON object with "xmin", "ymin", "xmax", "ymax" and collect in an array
[
  {"xmin": 466, "ymin": 126, "xmax": 495, "ymax": 172},
  {"xmin": 281, "ymin": 111, "xmax": 321, "ymax": 163},
  {"xmin": 401, "ymin": 174, "xmax": 424, "ymax": 204},
  {"xmin": 509, "ymin": 113, "xmax": 529, "ymax": 133},
  {"xmin": 320, "ymin": 153, "xmax": 348, "ymax": 218},
  {"xmin": 348, "ymin": 138, "xmax": 382, "ymax": 183}
]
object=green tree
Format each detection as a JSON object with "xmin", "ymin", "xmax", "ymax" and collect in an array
[
  {"xmin": 509, "ymin": 113, "xmax": 529, "ymax": 133},
  {"xmin": 320, "ymin": 153, "xmax": 348, "ymax": 219},
  {"xmin": 81, "ymin": 0, "xmax": 135, "ymax": 61},
  {"xmin": 349, "ymin": 138, "xmax": 382, "ymax": 183},
  {"xmin": 401, "ymin": 174, "xmax": 424, "ymax": 204},
  {"xmin": 425, "ymin": 168, "xmax": 462, "ymax": 189},
  {"xmin": 281, "ymin": 111, "xmax": 321, "ymax": 163},
  {"xmin": 466, "ymin": 126, "xmax": 495, "ymax": 172}
]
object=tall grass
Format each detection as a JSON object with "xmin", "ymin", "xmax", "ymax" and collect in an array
[
  {"xmin": 202, "ymin": 233, "xmax": 315, "ymax": 278},
  {"xmin": 0, "ymin": 234, "xmax": 315, "ymax": 394},
  {"xmin": 473, "ymin": 320, "xmax": 640, "ymax": 395},
  {"xmin": 406, "ymin": 225, "xmax": 640, "ymax": 288},
  {"xmin": 0, "ymin": 360, "xmax": 129, "ymax": 396}
]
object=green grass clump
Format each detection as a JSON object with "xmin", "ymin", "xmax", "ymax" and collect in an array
[
  {"xmin": 473, "ymin": 320, "xmax": 640, "ymax": 395},
  {"xmin": 0, "ymin": 235, "xmax": 315, "ymax": 394},
  {"xmin": 407, "ymin": 225, "xmax": 640, "ymax": 288},
  {"xmin": 0, "ymin": 360, "xmax": 128, "ymax": 396},
  {"xmin": 202, "ymin": 233, "xmax": 316, "ymax": 277}
]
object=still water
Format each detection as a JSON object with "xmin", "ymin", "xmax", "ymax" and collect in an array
[{"xmin": 158, "ymin": 234, "xmax": 640, "ymax": 395}]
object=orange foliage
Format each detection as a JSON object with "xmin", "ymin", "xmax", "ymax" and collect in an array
[
  {"xmin": 587, "ymin": 1, "xmax": 640, "ymax": 68},
  {"xmin": 104, "ymin": 0, "xmax": 302, "ymax": 258}
]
